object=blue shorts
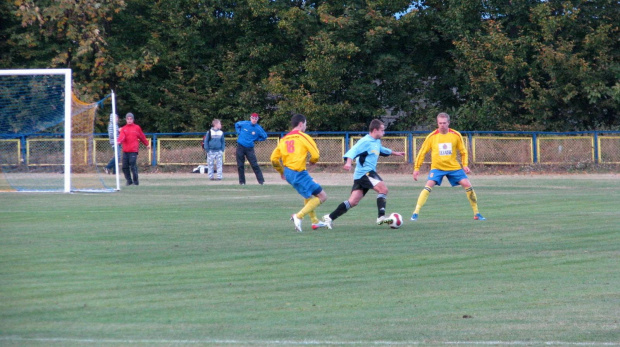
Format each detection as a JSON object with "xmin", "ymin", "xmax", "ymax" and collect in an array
[
  {"xmin": 428, "ymin": 169, "xmax": 468, "ymax": 187},
  {"xmin": 284, "ymin": 167, "xmax": 323, "ymax": 199}
]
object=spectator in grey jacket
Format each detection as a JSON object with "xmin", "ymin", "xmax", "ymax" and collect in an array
[
  {"xmin": 104, "ymin": 113, "xmax": 120, "ymax": 174},
  {"xmin": 204, "ymin": 119, "xmax": 225, "ymax": 180}
]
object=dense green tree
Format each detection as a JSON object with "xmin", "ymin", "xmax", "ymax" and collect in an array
[
  {"xmin": 265, "ymin": 0, "xmax": 417, "ymax": 131},
  {"xmin": 110, "ymin": 0, "xmax": 305, "ymax": 132},
  {"xmin": 108, "ymin": 0, "xmax": 217, "ymax": 132},
  {"xmin": 1, "ymin": 0, "xmax": 618, "ymax": 132},
  {"xmin": 452, "ymin": 0, "xmax": 620, "ymax": 131},
  {"xmin": 3, "ymin": 0, "xmax": 128, "ymax": 100},
  {"xmin": 389, "ymin": 0, "xmax": 485, "ymax": 130},
  {"xmin": 0, "ymin": 2, "xmax": 20, "ymax": 68}
]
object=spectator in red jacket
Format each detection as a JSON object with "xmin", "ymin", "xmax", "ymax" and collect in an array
[{"xmin": 118, "ymin": 113, "xmax": 150, "ymax": 186}]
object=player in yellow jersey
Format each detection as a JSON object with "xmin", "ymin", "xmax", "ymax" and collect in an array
[
  {"xmin": 411, "ymin": 112, "xmax": 486, "ymax": 221},
  {"xmin": 271, "ymin": 114, "xmax": 328, "ymax": 232}
]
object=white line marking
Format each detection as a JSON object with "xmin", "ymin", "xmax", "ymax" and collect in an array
[{"xmin": 0, "ymin": 337, "xmax": 618, "ymax": 346}]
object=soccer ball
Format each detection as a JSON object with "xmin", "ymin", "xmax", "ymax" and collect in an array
[{"xmin": 388, "ymin": 213, "xmax": 403, "ymax": 229}]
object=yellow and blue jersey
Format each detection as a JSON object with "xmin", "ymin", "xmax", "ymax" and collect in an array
[
  {"xmin": 415, "ymin": 128, "xmax": 468, "ymax": 171},
  {"xmin": 270, "ymin": 130, "xmax": 320, "ymax": 174}
]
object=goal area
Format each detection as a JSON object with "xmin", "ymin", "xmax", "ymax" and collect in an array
[{"xmin": 0, "ymin": 69, "xmax": 119, "ymax": 192}]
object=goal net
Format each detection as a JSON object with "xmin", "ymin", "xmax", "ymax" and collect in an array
[{"xmin": 0, "ymin": 69, "xmax": 118, "ymax": 192}]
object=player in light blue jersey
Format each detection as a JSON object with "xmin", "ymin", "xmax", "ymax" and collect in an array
[{"xmin": 322, "ymin": 119, "xmax": 405, "ymax": 228}]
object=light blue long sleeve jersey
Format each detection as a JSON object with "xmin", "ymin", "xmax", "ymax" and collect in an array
[{"xmin": 345, "ymin": 134, "xmax": 392, "ymax": 179}]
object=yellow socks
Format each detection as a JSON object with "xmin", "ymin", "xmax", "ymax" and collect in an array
[
  {"xmin": 304, "ymin": 198, "xmax": 320, "ymax": 224},
  {"xmin": 297, "ymin": 196, "xmax": 321, "ymax": 221},
  {"xmin": 412, "ymin": 185, "xmax": 480, "ymax": 216},
  {"xmin": 465, "ymin": 187, "xmax": 480, "ymax": 214},
  {"xmin": 413, "ymin": 186, "xmax": 432, "ymax": 214}
]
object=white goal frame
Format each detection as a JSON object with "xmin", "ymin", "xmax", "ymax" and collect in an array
[
  {"xmin": 111, "ymin": 90, "xmax": 121, "ymax": 190},
  {"xmin": 1, "ymin": 69, "xmax": 72, "ymax": 192}
]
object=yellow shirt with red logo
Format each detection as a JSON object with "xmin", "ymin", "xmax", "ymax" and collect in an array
[
  {"xmin": 414, "ymin": 129, "xmax": 467, "ymax": 171},
  {"xmin": 270, "ymin": 130, "xmax": 320, "ymax": 174}
]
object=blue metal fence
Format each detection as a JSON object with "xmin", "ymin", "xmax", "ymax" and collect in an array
[
  {"xmin": 141, "ymin": 130, "xmax": 620, "ymax": 166},
  {"xmin": 2, "ymin": 130, "xmax": 620, "ymax": 167}
]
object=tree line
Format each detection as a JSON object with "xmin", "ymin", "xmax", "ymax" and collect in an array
[{"xmin": 1, "ymin": 0, "xmax": 618, "ymax": 133}]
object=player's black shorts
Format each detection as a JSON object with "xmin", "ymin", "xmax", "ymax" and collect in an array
[{"xmin": 351, "ymin": 171, "xmax": 383, "ymax": 196}]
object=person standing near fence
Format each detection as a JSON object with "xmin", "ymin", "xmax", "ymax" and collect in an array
[
  {"xmin": 118, "ymin": 113, "xmax": 150, "ymax": 186},
  {"xmin": 235, "ymin": 112, "xmax": 267, "ymax": 185},
  {"xmin": 204, "ymin": 119, "xmax": 225, "ymax": 180},
  {"xmin": 410, "ymin": 112, "xmax": 486, "ymax": 221},
  {"xmin": 104, "ymin": 113, "xmax": 120, "ymax": 174},
  {"xmin": 322, "ymin": 119, "xmax": 405, "ymax": 229},
  {"xmin": 270, "ymin": 114, "xmax": 329, "ymax": 232}
]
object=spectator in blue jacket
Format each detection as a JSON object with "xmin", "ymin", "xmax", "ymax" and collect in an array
[
  {"xmin": 235, "ymin": 112, "xmax": 267, "ymax": 185},
  {"xmin": 204, "ymin": 119, "xmax": 225, "ymax": 180}
]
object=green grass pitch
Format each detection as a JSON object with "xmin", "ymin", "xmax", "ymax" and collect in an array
[{"xmin": 1, "ymin": 172, "xmax": 619, "ymax": 346}]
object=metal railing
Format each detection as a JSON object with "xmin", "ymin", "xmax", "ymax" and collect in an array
[{"xmin": 2, "ymin": 131, "xmax": 620, "ymax": 167}]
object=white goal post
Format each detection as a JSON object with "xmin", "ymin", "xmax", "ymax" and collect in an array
[{"xmin": 0, "ymin": 68, "xmax": 117, "ymax": 193}]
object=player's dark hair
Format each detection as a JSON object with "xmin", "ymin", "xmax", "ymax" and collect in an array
[
  {"xmin": 291, "ymin": 114, "xmax": 306, "ymax": 129},
  {"xmin": 369, "ymin": 119, "xmax": 383, "ymax": 132}
]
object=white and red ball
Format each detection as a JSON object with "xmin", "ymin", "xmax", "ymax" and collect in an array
[{"xmin": 388, "ymin": 213, "xmax": 403, "ymax": 229}]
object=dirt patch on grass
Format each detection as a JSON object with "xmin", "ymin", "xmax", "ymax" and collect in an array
[
  {"xmin": 141, "ymin": 166, "xmax": 619, "ymax": 188},
  {"xmin": 147, "ymin": 162, "xmax": 620, "ymax": 175}
]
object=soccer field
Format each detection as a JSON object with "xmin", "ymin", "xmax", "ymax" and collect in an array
[{"xmin": 1, "ymin": 173, "xmax": 619, "ymax": 346}]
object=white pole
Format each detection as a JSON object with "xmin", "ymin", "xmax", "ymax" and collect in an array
[
  {"xmin": 111, "ymin": 90, "xmax": 120, "ymax": 190},
  {"xmin": 63, "ymin": 69, "xmax": 72, "ymax": 193}
]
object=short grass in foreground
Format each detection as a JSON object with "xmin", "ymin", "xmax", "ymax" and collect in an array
[{"xmin": 0, "ymin": 173, "xmax": 619, "ymax": 346}]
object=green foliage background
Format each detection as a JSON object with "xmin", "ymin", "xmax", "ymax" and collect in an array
[{"xmin": 1, "ymin": 0, "xmax": 618, "ymax": 132}]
